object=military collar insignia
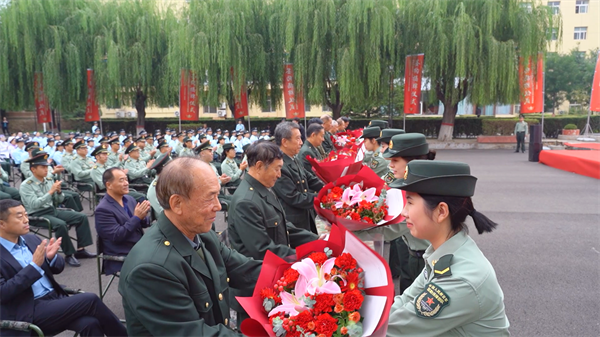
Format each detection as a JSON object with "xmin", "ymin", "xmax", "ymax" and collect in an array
[
  {"xmin": 404, "ymin": 166, "xmax": 409, "ymax": 180},
  {"xmin": 415, "ymin": 283, "xmax": 450, "ymax": 318},
  {"xmin": 389, "ymin": 140, "xmax": 393, "ymax": 149}
]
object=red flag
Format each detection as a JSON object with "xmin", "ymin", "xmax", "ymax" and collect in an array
[
  {"xmin": 33, "ymin": 73, "xmax": 52, "ymax": 124},
  {"xmin": 283, "ymin": 63, "xmax": 305, "ymax": 119},
  {"xmin": 519, "ymin": 56, "xmax": 543, "ymax": 113},
  {"xmin": 231, "ymin": 68, "xmax": 249, "ymax": 119},
  {"xmin": 180, "ymin": 69, "xmax": 199, "ymax": 121},
  {"xmin": 403, "ymin": 54, "xmax": 424, "ymax": 115},
  {"xmin": 591, "ymin": 51, "xmax": 600, "ymax": 112},
  {"xmin": 85, "ymin": 69, "xmax": 100, "ymax": 122}
]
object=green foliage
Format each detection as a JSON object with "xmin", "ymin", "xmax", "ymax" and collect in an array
[
  {"xmin": 545, "ymin": 50, "xmax": 597, "ymax": 112},
  {"xmin": 562, "ymin": 123, "xmax": 577, "ymax": 130},
  {"xmin": 482, "ymin": 118, "xmax": 538, "ymax": 136}
]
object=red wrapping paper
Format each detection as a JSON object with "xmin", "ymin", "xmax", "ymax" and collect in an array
[{"xmin": 306, "ymin": 156, "xmax": 363, "ymax": 183}]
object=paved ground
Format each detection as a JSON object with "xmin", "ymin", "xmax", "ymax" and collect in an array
[{"xmin": 46, "ymin": 149, "xmax": 599, "ymax": 336}]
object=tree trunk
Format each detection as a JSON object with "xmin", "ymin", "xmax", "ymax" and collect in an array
[
  {"xmin": 326, "ymin": 83, "xmax": 344, "ymax": 119},
  {"xmin": 135, "ymin": 89, "xmax": 147, "ymax": 133},
  {"xmin": 438, "ymin": 100, "xmax": 458, "ymax": 141}
]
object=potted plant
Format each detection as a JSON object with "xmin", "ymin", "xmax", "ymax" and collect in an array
[{"xmin": 562, "ymin": 123, "xmax": 580, "ymax": 136}]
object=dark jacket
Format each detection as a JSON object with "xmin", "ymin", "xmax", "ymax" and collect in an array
[
  {"xmin": 273, "ymin": 155, "xmax": 324, "ymax": 233},
  {"xmin": 298, "ymin": 140, "xmax": 324, "ymax": 173},
  {"xmin": 322, "ymin": 131, "xmax": 335, "ymax": 154},
  {"xmin": 228, "ymin": 174, "xmax": 318, "ymax": 260},
  {"xmin": 95, "ymin": 194, "xmax": 151, "ymax": 275},
  {"xmin": 118, "ymin": 213, "xmax": 261, "ymax": 337},
  {"xmin": 0, "ymin": 234, "xmax": 67, "ymax": 337}
]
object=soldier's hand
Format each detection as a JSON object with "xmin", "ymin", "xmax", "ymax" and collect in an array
[
  {"xmin": 146, "ymin": 159, "xmax": 155, "ymax": 168},
  {"xmin": 134, "ymin": 200, "xmax": 151, "ymax": 219},
  {"xmin": 52, "ymin": 165, "xmax": 65, "ymax": 173},
  {"xmin": 33, "ymin": 240, "xmax": 47, "ymax": 267},
  {"xmin": 150, "ymin": 150, "xmax": 156, "ymax": 156},
  {"xmin": 45, "ymin": 237, "xmax": 62, "ymax": 261},
  {"xmin": 49, "ymin": 181, "xmax": 62, "ymax": 194},
  {"xmin": 240, "ymin": 162, "xmax": 248, "ymax": 171},
  {"xmin": 220, "ymin": 174, "xmax": 231, "ymax": 184},
  {"xmin": 119, "ymin": 154, "xmax": 124, "ymax": 161}
]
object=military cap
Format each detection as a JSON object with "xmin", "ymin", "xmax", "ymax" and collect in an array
[
  {"xmin": 383, "ymin": 133, "xmax": 429, "ymax": 159},
  {"xmin": 86, "ymin": 138, "xmax": 95, "ymax": 143},
  {"xmin": 222, "ymin": 143, "xmax": 235, "ymax": 152},
  {"xmin": 194, "ymin": 141, "xmax": 212, "ymax": 154},
  {"xmin": 91, "ymin": 145, "xmax": 109, "ymax": 157},
  {"xmin": 244, "ymin": 131, "xmax": 250, "ymax": 135},
  {"xmin": 46, "ymin": 138, "xmax": 55, "ymax": 143},
  {"xmin": 125, "ymin": 143, "xmax": 140, "ymax": 154},
  {"xmin": 122, "ymin": 138, "xmax": 133, "ymax": 145},
  {"xmin": 150, "ymin": 153, "xmax": 171, "ymax": 171},
  {"xmin": 16, "ymin": 137, "xmax": 25, "ymax": 143},
  {"xmin": 377, "ymin": 128, "xmax": 405, "ymax": 143},
  {"xmin": 55, "ymin": 141, "xmax": 64, "ymax": 147},
  {"xmin": 73, "ymin": 140, "xmax": 87, "ymax": 150},
  {"xmin": 139, "ymin": 130, "xmax": 147, "ymax": 135},
  {"xmin": 198, "ymin": 134, "xmax": 207, "ymax": 140},
  {"xmin": 119, "ymin": 129, "xmax": 126, "ymax": 133},
  {"xmin": 93, "ymin": 121, "xmax": 98, "ymax": 124},
  {"xmin": 85, "ymin": 130, "xmax": 92, "ymax": 134},
  {"xmin": 108, "ymin": 136, "xmax": 120, "ymax": 145},
  {"xmin": 368, "ymin": 120, "xmax": 388, "ymax": 129},
  {"xmin": 68, "ymin": 131, "xmax": 75, "ymax": 136},
  {"xmin": 154, "ymin": 129, "xmax": 162, "ymax": 134},
  {"xmin": 183, "ymin": 137, "xmax": 193, "ymax": 143},
  {"xmin": 25, "ymin": 142, "xmax": 40, "ymax": 151},
  {"xmin": 157, "ymin": 139, "xmax": 169, "ymax": 148},
  {"xmin": 25, "ymin": 151, "xmax": 51, "ymax": 166},
  {"xmin": 63, "ymin": 139, "xmax": 74, "ymax": 146},
  {"xmin": 217, "ymin": 136, "xmax": 225, "ymax": 141},
  {"xmin": 135, "ymin": 136, "xmax": 145, "ymax": 143},
  {"xmin": 54, "ymin": 133, "xmax": 60, "ymax": 137},
  {"xmin": 31, "ymin": 148, "xmax": 44, "ymax": 157},
  {"xmin": 390, "ymin": 160, "xmax": 477, "ymax": 196},
  {"xmin": 252, "ymin": 128, "xmax": 258, "ymax": 132},
  {"xmin": 177, "ymin": 132, "xmax": 185, "ymax": 137},
  {"xmin": 155, "ymin": 135, "xmax": 164, "ymax": 142},
  {"xmin": 242, "ymin": 143, "xmax": 251, "ymax": 152},
  {"xmin": 361, "ymin": 127, "xmax": 381, "ymax": 139},
  {"xmin": 100, "ymin": 136, "xmax": 109, "ymax": 143},
  {"xmin": 223, "ymin": 130, "xmax": 229, "ymax": 134},
  {"xmin": 216, "ymin": 128, "xmax": 221, "ymax": 132},
  {"xmin": 146, "ymin": 135, "xmax": 154, "ymax": 140},
  {"xmin": 74, "ymin": 133, "xmax": 83, "ymax": 138},
  {"xmin": 206, "ymin": 127, "xmax": 212, "ymax": 132}
]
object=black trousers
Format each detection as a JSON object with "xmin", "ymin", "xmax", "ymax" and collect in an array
[
  {"xmin": 516, "ymin": 131, "xmax": 526, "ymax": 152},
  {"xmin": 30, "ymin": 207, "xmax": 93, "ymax": 256},
  {"xmin": 389, "ymin": 238, "xmax": 411, "ymax": 294},
  {"xmin": 33, "ymin": 291, "xmax": 127, "ymax": 337}
]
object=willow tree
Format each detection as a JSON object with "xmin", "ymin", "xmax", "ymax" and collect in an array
[
  {"xmin": 93, "ymin": 0, "xmax": 176, "ymax": 129},
  {"xmin": 167, "ymin": 0, "xmax": 279, "ymax": 115},
  {"xmin": 400, "ymin": 0, "xmax": 557, "ymax": 140},
  {"xmin": 277, "ymin": 0, "xmax": 399, "ymax": 119},
  {"xmin": 0, "ymin": 0, "xmax": 98, "ymax": 114}
]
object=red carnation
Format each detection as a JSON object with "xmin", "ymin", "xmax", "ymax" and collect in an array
[
  {"xmin": 314, "ymin": 313, "xmax": 338, "ymax": 337},
  {"xmin": 335, "ymin": 253, "xmax": 357, "ymax": 270},
  {"xmin": 308, "ymin": 252, "xmax": 329, "ymax": 265},
  {"xmin": 292, "ymin": 310, "xmax": 315, "ymax": 331},
  {"xmin": 282, "ymin": 268, "xmax": 300, "ymax": 285},
  {"xmin": 260, "ymin": 287, "xmax": 282, "ymax": 305},
  {"xmin": 343, "ymin": 289, "xmax": 364, "ymax": 311},
  {"xmin": 313, "ymin": 293, "xmax": 335, "ymax": 314}
]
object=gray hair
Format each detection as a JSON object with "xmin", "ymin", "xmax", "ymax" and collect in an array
[
  {"xmin": 156, "ymin": 157, "xmax": 206, "ymax": 210},
  {"xmin": 247, "ymin": 141, "xmax": 284, "ymax": 168},
  {"xmin": 274, "ymin": 122, "xmax": 299, "ymax": 146},
  {"xmin": 320, "ymin": 115, "xmax": 332, "ymax": 122}
]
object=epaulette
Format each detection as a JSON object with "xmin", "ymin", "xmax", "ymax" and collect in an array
[
  {"xmin": 433, "ymin": 254, "xmax": 453, "ymax": 279},
  {"xmin": 26, "ymin": 180, "xmax": 33, "ymax": 184},
  {"xmin": 93, "ymin": 165, "xmax": 97, "ymax": 169},
  {"xmin": 152, "ymin": 181, "xmax": 157, "ymax": 186},
  {"xmin": 45, "ymin": 177, "xmax": 53, "ymax": 181}
]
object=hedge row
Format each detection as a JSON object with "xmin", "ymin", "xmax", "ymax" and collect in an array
[{"xmin": 64, "ymin": 115, "xmax": 600, "ymax": 138}]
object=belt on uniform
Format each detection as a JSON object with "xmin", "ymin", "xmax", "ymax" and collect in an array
[{"xmin": 408, "ymin": 249, "xmax": 426, "ymax": 258}]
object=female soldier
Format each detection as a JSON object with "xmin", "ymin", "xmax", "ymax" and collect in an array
[
  {"xmin": 220, "ymin": 143, "xmax": 247, "ymax": 188},
  {"xmin": 386, "ymin": 160, "xmax": 509, "ymax": 336}
]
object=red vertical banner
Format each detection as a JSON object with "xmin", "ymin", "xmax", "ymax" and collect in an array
[
  {"xmin": 534, "ymin": 54, "xmax": 544, "ymax": 113},
  {"xmin": 519, "ymin": 57, "xmax": 538, "ymax": 113},
  {"xmin": 85, "ymin": 69, "xmax": 100, "ymax": 121},
  {"xmin": 230, "ymin": 67, "xmax": 249, "ymax": 119},
  {"xmin": 33, "ymin": 73, "xmax": 52, "ymax": 123},
  {"xmin": 403, "ymin": 54, "xmax": 424, "ymax": 114},
  {"xmin": 591, "ymin": 51, "xmax": 600, "ymax": 112},
  {"xmin": 283, "ymin": 63, "xmax": 305, "ymax": 119},
  {"xmin": 180, "ymin": 69, "xmax": 199, "ymax": 121}
]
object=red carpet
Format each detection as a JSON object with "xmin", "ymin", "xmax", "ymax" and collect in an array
[
  {"xmin": 539, "ymin": 150, "xmax": 600, "ymax": 179},
  {"xmin": 565, "ymin": 142, "xmax": 600, "ymax": 150}
]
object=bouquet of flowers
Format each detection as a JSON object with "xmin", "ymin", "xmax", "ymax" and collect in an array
[
  {"xmin": 333, "ymin": 129, "xmax": 364, "ymax": 151},
  {"xmin": 237, "ymin": 225, "xmax": 394, "ymax": 337},
  {"xmin": 314, "ymin": 166, "xmax": 404, "ymax": 231},
  {"xmin": 306, "ymin": 154, "xmax": 363, "ymax": 184}
]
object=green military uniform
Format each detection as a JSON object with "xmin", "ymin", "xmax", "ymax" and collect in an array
[
  {"xmin": 221, "ymin": 158, "xmax": 243, "ymax": 188},
  {"xmin": 60, "ymin": 142, "xmax": 76, "ymax": 171},
  {"xmin": 368, "ymin": 151, "xmax": 389, "ymax": 177},
  {"xmin": 297, "ymin": 140, "xmax": 323, "ymax": 173},
  {"xmin": 179, "ymin": 147, "xmax": 195, "ymax": 158},
  {"xmin": 361, "ymin": 127, "xmax": 388, "ymax": 177},
  {"xmin": 368, "ymin": 119, "xmax": 388, "ymax": 129},
  {"xmin": 146, "ymin": 153, "xmax": 172, "ymax": 219},
  {"xmin": 107, "ymin": 150, "xmax": 122, "ymax": 168},
  {"xmin": 272, "ymin": 154, "xmax": 324, "ymax": 234},
  {"xmin": 123, "ymin": 144, "xmax": 154, "ymax": 185},
  {"xmin": 119, "ymin": 213, "xmax": 261, "ymax": 336},
  {"xmin": 0, "ymin": 166, "xmax": 20, "ymax": 201},
  {"xmin": 19, "ymin": 153, "xmax": 93, "ymax": 256},
  {"xmin": 90, "ymin": 145, "xmax": 146, "ymax": 203},
  {"xmin": 322, "ymin": 130, "xmax": 335, "ymax": 155}
]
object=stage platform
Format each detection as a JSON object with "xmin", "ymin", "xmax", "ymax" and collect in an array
[
  {"xmin": 565, "ymin": 142, "xmax": 600, "ymax": 150},
  {"xmin": 539, "ymin": 150, "xmax": 600, "ymax": 179}
]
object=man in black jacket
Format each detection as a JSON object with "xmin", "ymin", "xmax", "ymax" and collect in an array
[{"xmin": 0, "ymin": 199, "xmax": 126, "ymax": 337}]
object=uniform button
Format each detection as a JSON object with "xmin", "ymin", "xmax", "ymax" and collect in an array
[
  {"xmin": 226, "ymin": 277, "xmax": 230, "ymax": 283},
  {"xmin": 297, "ymin": 181, "xmax": 300, "ymax": 184},
  {"xmin": 287, "ymin": 231, "xmax": 289, "ymax": 236},
  {"xmin": 224, "ymin": 318, "xmax": 229, "ymax": 325},
  {"xmin": 219, "ymin": 293, "xmax": 223, "ymax": 301},
  {"xmin": 274, "ymin": 222, "xmax": 278, "ymax": 226},
  {"xmin": 164, "ymin": 241, "xmax": 170, "ymax": 246},
  {"xmin": 304, "ymin": 189, "xmax": 307, "ymax": 192},
  {"xmin": 249, "ymin": 187, "xmax": 253, "ymax": 191},
  {"xmin": 205, "ymin": 302, "xmax": 209, "ymax": 308},
  {"xmin": 302, "ymin": 180, "xmax": 305, "ymax": 183}
]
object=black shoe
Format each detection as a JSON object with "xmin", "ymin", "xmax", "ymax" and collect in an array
[
  {"xmin": 65, "ymin": 255, "xmax": 81, "ymax": 267},
  {"xmin": 74, "ymin": 249, "xmax": 97, "ymax": 259},
  {"xmin": 514, "ymin": 150, "xmax": 519, "ymax": 153}
]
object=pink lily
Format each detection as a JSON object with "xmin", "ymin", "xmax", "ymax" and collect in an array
[
  {"xmin": 268, "ymin": 291, "xmax": 308, "ymax": 317},
  {"xmin": 334, "ymin": 185, "xmax": 358, "ymax": 208},
  {"xmin": 292, "ymin": 257, "xmax": 341, "ymax": 296},
  {"xmin": 350, "ymin": 187, "xmax": 379, "ymax": 205}
]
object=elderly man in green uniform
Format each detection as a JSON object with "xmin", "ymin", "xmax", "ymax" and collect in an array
[
  {"xmin": 179, "ymin": 137, "xmax": 196, "ymax": 157},
  {"xmin": 90, "ymin": 145, "xmax": 146, "ymax": 203},
  {"xmin": 195, "ymin": 142, "xmax": 232, "ymax": 203},
  {"xmin": 297, "ymin": 123, "xmax": 325, "ymax": 173},
  {"xmin": 0, "ymin": 166, "xmax": 20, "ymax": 201},
  {"xmin": 119, "ymin": 157, "xmax": 261, "ymax": 336},
  {"xmin": 146, "ymin": 153, "xmax": 171, "ymax": 219},
  {"xmin": 19, "ymin": 151, "xmax": 95, "ymax": 267},
  {"xmin": 272, "ymin": 122, "xmax": 324, "ymax": 234},
  {"xmin": 123, "ymin": 143, "xmax": 155, "ymax": 185},
  {"xmin": 107, "ymin": 137, "xmax": 123, "ymax": 168},
  {"xmin": 320, "ymin": 115, "xmax": 335, "ymax": 155},
  {"xmin": 361, "ymin": 126, "xmax": 389, "ymax": 177}
]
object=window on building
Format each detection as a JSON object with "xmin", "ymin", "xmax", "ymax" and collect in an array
[
  {"xmin": 574, "ymin": 27, "xmax": 587, "ymax": 40},
  {"xmin": 550, "ymin": 28, "xmax": 558, "ymax": 40},
  {"xmin": 305, "ymin": 103, "xmax": 311, "ymax": 112},
  {"xmin": 547, "ymin": 1, "xmax": 560, "ymax": 14},
  {"xmin": 262, "ymin": 94, "xmax": 274, "ymax": 112},
  {"xmin": 203, "ymin": 106, "xmax": 217, "ymax": 113},
  {"xmin": 575, "ymin": 0, "xmax": 588, "ymax": 13}
]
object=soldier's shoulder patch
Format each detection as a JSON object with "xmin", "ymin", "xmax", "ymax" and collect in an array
[
  {"xmin": 373, "ymin": 151, "xmax": 379, "ymax": 157},
  {"xmin": 126, "ymin": 159, "xmax": 131, "ymax": 163},
  {"xmin": 45, "ymin": 177, "xmax": 53, "ymax": 181},
  {"xmin": 415, "ymin": 282, "xmax": 450, "ymax": 318},
  {"xmin": 369, "ymin": 159, "xmax": 379, "ymax": 169},
  {"xmin": 26, "ymin": 180, "xmax": 33, "ymax": 184},
  {"xmin": 433, "ymin": 254, "xmax": 453, "ymax": 279}
]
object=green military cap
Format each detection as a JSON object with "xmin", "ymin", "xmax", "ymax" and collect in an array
[
  {"xmin": 122, "ymin": 138, "xmax": 133, "ymax": 146},
  {"xmin": 25, "ymin": 142, "xmax": 40, "ymax": 151},
  {"xmin": 135, "ymin": 136, "xmax": 145, "ymax": 143},
  {"xmin": 146, "ymin": 135, "xmax": 154, "ymax": 140},
  {"xmin": 31, "ymin": 148, "xmax": 44, "ymax": 157},
  {"xmin": 63, "ymin": 138, "xmax": 74, "ymax": 146},
  {"xmin": 25, "ymin": 151, "xmax": 51, "ymax": 166},
  {"xmin": 266, "ymin": 136, "xmax": 276, "ymax": 142},
  {"xmin": 222, "ymin": 143, "xmax": 234, "ymax": 152},
  {"xmin": 91, "ymin": 145, "xmax": 109, "ymax": 157},
  {"xmin": 368, "ymin": 120, "xmax": 388, "ymax": 129},
  {"xmin": 183, "ymin": 137, "xmax": 193, "ymax": 143},
  {"xmin": 73, "ymin": 140, "xmax": 87, "ymax": 150},
  {"xmin": 108, "ymin": 136, "xmax": 120, "ymax": 145},
  {"xmin": 198, "ymin": 134, "xmax": 207, "ymax": 141},
  {"xmin": 125, "ymin": 143, "xmax": 139, "ymax": 154},
  {"xmin": 390, "ymin": 160, "xmax": 477, "ymax": 197},
  {"xmin": 242, "ymin": 143, "xmax": 251, "ymax": 152},
  {"xmin": 150, "ymin": 153, "xmax": 171, "ymax": 171},
  {"xmin": 362, "ymin": 127, "xmax": 381, "ymax": 139},
  {"xmin": 100, "ymin": 136, "xmax": 109, "ymax": 143},
  {"xmin": 194, "ymin": 141, "xmax": 212, "ymax": 154},
  {"xmin": 377, "ymin": 128, "xmax": 405, "ymax": 143},
  {"xmin": 383, "ymin": 133, "xmax": 429, "ymax": 159},
  {"xmin": 157, "ymin": 139, "xmax": 169, "ymax": 148}
]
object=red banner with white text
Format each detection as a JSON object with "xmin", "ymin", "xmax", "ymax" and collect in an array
[
  {"xmin": 231, "ymin": 68, "xmax": 249, "ymax": 119},
  {"xmin": 519, "ymin": 55, "xmax": 544, "ymax": 113},
  {"xmin": 34, "ymin": 73, "xmax": 52, "ymax": 124},
  {"xmin": 403, "ymin": 54, "xmax": 424, "ymax": 115},
  {"xmin": 85, "ymin": 69, "xmax": 100, "ymax": 122},
  {"xmin": 591, "ymin": 51, "xmax": 600, "ymax": 112},
  {"xmin": 179, "ymin": 69, "xmax": 199, "ymax": 121},
  {"xmin": 283, "ymin": 63, "xmax": 305, "ymax": 119}
]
